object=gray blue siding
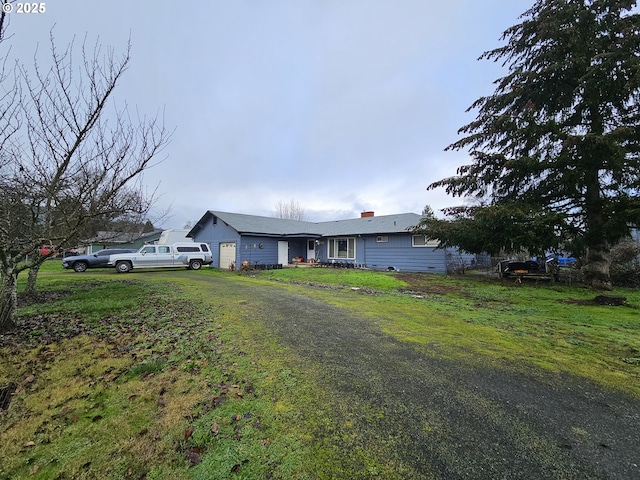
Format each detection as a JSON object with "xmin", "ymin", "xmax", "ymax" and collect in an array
[
  {"xmin": 190, "ymin": 216, "xmax": 310, "ymax": 267},
  {"xmin": 236, "ymin": 236, "xmax": 308, "ymax": 266},
  {"xmin": 189, "ymin": 216, "xmax": 240, "ymax": 267},
  {"xmin": 361, "ymin": 234, "xmax": 447, "ymax": 272},
  {"xmin": 317, "ymin": 234, "xmax": 448, "ymax": 272},
  {"xmin": 189, "ymin": 211, "xmax": 485, "ymax": 273}
]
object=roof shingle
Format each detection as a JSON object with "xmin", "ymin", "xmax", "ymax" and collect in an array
[{"xmin": 203, "ymin": 211, "xmax": 422, "ymax": 237}]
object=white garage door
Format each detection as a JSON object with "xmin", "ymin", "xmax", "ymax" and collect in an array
[{"xmin": 219, "ymin": 242, "xmax": 236, "ymax": 269}]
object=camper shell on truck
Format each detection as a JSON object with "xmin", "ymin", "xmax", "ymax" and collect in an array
[
  {"xmin": 158, "ymin": 229, "xmax": 193, "ymax": 245},
  {"xmin": 108, "ymin": 242, "xmax": 213, "ymax": 273}
]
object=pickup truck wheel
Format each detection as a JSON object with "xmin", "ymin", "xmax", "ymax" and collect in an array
[
  {"xmin": 73, "ymin": 261, "xmax": 88, "ymax": 273},
  {"xmin": 189, "ymin": 259, "xmax": 202, "ymax": 270},
  {"xmin": 116, "ymin": 261, "xmax": 132, "ymax": 273}
]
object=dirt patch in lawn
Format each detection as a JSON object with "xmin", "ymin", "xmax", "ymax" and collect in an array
[
  {"xmin": 396, "ymin": 272, "xmax": 468, "ymax": 296},
  {"xmin": 16, "ymin": 290, "xmax": 72, "ymax": 308},
  {"xmin": 1, "ymin": 291, "xmax": 80, "ymax": 349}
]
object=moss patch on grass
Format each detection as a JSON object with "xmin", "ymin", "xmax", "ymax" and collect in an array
[
  {"xmin": 3, "ymin": 266, "xmax": 639, "ymax": 479},
  {"xmin": 158, "ymin": 272, "xmax": 413, "ymax": 478},
  {"xmin": 249, "ymin": 269, "xmax": 640, "ymax": 398},
  {"xmin": 1, "ymin": 273, "xmax": 324, "ymax": 479}
]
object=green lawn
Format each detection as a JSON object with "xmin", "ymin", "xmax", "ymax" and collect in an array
[
  {"xmin": 1, "ymin": 262, "xmax": 638, "ymax": 478},
  {"xmin": 2, "ymin": 263, "xmax": 316, "ymax": 479},
  {"xmin": 259, "ymin": 267, "xmax": 640, "ymax": 395}
]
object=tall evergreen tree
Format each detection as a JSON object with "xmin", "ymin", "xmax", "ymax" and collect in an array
[{"xmin": 426, "ymin": 0, "xmax": 640, "ymax": 290}]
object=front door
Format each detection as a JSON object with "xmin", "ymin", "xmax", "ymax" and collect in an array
[
  {"xmin": 307, "ymin": 239, "xmax": 316, "ymax": 261},
  {"xmin": 278, "ymin": 241, "xmax": 289, "ymax": 266}
]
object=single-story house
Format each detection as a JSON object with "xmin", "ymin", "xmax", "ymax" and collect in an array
[{"xmin": 187, "ymin": 210, "xmax": 484, "ymax": 273}]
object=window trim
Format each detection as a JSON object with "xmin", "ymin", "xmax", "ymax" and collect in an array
[
  {"xmin": 412, "ymin": 234, "xmax": 439, "ymax": 248},
  {"xmin": 327, "ymin": 237, "xmax": 356, "ymax": 260}
]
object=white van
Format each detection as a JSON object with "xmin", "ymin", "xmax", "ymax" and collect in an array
[{"xmin": 108, "ymin": 242, "xmax": 213, "ymax": 273}]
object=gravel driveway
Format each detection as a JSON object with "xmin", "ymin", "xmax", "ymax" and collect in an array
[{"xmin": 216, "ymin": 277, "xmax": 640, "ymax": 479}]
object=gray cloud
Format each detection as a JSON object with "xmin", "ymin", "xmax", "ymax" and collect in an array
[{"xmin": 7, "ymin": 0, "xmax": 531, "ymax": 227}]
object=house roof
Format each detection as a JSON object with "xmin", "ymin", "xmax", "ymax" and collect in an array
[
  {"xmin": 209, "ymin": 211, "xmax": 321, "ymax": 236},
  {"xmin": 84, "ymin": 229, "xmax": 163, "ymax": 244},
  {"xmin": 189, "ymin": 211, "xmax": 423, "ymax": 237},
  {"xmin": 318, "ymin": 213, "xmax": 423, "ymax": 236}
]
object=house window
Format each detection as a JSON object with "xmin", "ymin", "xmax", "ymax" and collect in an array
[
  {"xmin": 412, "ymin": 235, "xmax": 439, "ymax": 247},
  {"xmin": 376, "ymin": 235, "xmax": 388, "ymax": 243},
  {"xmin": 328, "ymin": 237, "xmax": 355, "ymax": 259}
]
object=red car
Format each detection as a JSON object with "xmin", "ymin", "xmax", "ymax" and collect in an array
[
  {"xmin": 38, "ymin": 245, "xmax": 77, "ymax": 258},
  {"xmin": 39, "ymin": 245, "xmax": 58, "ymax": 256}
]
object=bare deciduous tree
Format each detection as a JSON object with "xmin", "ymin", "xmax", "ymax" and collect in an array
[
  {"xmin": 0, "ymin": 27, "xmax": 171, "ymax": 332},
  {"xmin": 274, "ymin": 199, "xmax": 308, "ymax": 221}
]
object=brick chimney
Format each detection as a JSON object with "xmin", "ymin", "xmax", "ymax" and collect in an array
[{"xmin": 361, "ymin": 211, "xmax": 374, "ymax": 218}]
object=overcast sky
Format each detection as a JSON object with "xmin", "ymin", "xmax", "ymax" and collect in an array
[{"xmin": 6, "ymin": 0, "xmax": 532, "ymax": 228}]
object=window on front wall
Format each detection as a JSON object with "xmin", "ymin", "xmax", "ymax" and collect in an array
[
  {"xmin": 328, "ymin": 237, "xmax": 355, "ymax": 259},
  {"xmin": 412, "ymin": 235, "xmax": 439, "ymax": 247}
]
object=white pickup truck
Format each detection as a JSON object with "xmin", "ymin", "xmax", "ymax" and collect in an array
[{"xmin": 108, "ymin": 242, "xmax": 213, "ymax": 273}]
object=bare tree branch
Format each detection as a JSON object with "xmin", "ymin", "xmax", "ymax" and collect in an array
[
  {"xmin": 0, "ymin": 29, "xmax": 172, "ymax": 331},
  {"xmin": 274, "ymin": 199, "xmax": 309, "ymax": 221}
]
